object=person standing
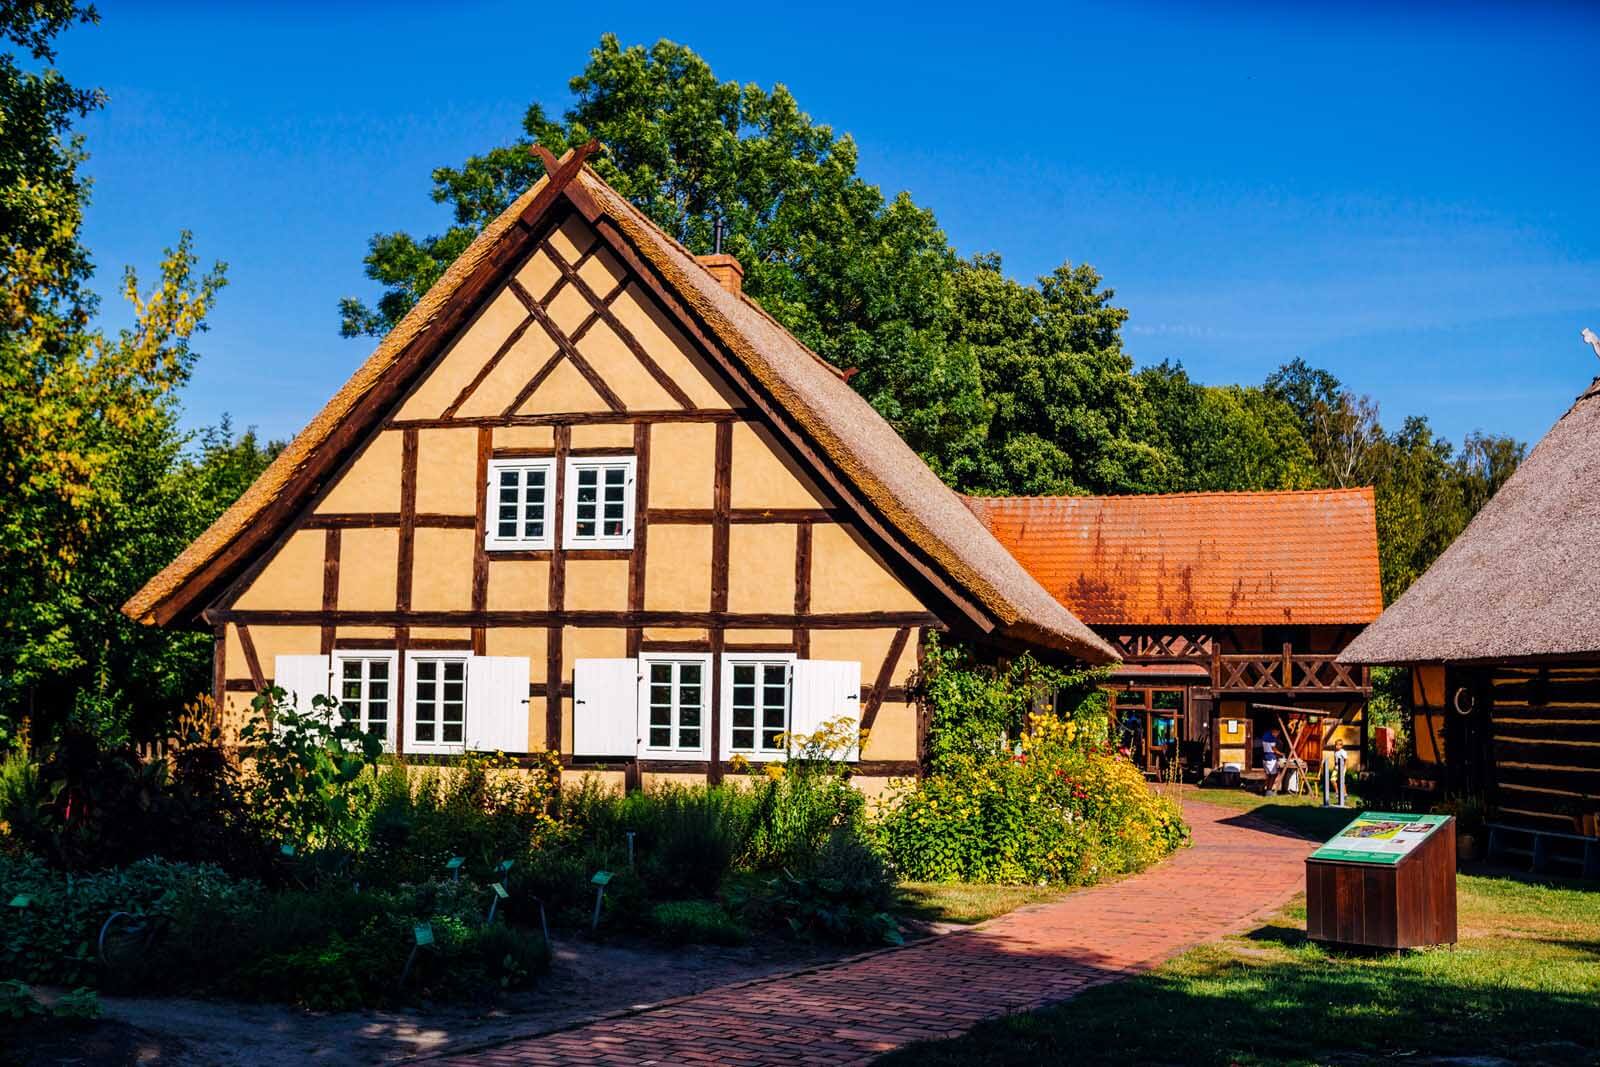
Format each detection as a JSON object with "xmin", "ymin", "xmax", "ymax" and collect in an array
[{"xmin": 1260, "ymin": 728, "xmax": 1281, "ymax": 795}]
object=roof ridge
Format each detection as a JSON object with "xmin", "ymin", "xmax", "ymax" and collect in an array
[{"xmin": 964, "ymin": 486, "xmax": 1376, "ymax": 503}]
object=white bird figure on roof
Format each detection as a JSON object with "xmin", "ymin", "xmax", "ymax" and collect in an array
[{"xmin": 1585, "ymin": 327, "xmax": 1600, "ymax": 360}]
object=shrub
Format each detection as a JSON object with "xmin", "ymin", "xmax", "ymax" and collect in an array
[
  {"xmin": 0, "ymin": 854, "xmax": 548, "ymax": 1009},
  {"xmin": 880, "ymin": 714, "xmax": 1187, "ymax": 885},
  {"xmin": 238, "ymin": 688, "xmax": 385, "ymax": 852},
  {"xmin": 354, "ymin": 754, "xmax": 560, "ymax": 889},
  {"xmin": 741, "ymin": 772, "xmax": 864, "ymax": 873},
  {"xmin": 916, "ymin": 633, "xmax": 1111, "ymax": 773},
  {"xmin": 649, "ymin": 900, "xmax": 748, "ymax": 945},
  {"xmin": 632, "ymin": 786, "xmax": 746, "ymax": 899}
]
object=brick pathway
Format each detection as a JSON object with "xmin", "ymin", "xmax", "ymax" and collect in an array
[{"xmin": 433, "ymin": 799, "xmax": 1311, "ymax": 1066}]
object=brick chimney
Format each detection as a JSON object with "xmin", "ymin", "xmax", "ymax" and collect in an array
[{"xmin": 696, "ymin": 253, "xmax": 744, "ymax": 295}]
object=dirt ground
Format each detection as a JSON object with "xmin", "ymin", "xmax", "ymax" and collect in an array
[{"xmin": 6, "ymin": 932, "xmax": 881, "ymax": 1067}]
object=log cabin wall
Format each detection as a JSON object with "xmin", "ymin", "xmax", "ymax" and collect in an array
[
  {"xmin": 1483, "ymin": 664, "xmax": 1600, "ymax": 832},
  {"xmin": 206, "ymin": 209, "xmax": 933, "ymax": 796}
]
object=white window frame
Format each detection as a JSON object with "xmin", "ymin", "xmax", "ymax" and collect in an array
[
  {"xmin": 331, "ymin": 651, "xmax": 399, "ymax": 750},
  {"xmin": 721, "ymin": 652, "xmax": 797, "ymax": 760},
  {"xmin": 563, "ymin": 455, "xmax": 637, "ymax": 550},
  {"xmin": 405, "ymin": 652, "xmax": 470, "ymax": 754},
  {"xmin": 485, "ymin": 457, "xmax": 556, "ymax": 550},
  {"xmin": 638, "ymin": 653, "xmax": 712, "ymax": 760}
]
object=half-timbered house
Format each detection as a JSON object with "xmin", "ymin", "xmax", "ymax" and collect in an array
[
  {"xmin": 1342, "ymin": 371, "xmax": 1600, "ymax": 848},
  {"xmin": 121, "ymin": 145, "xmax": 1115, "ymax": 793},
  {"xmin": 966, "ymin": 489, "xmax": 1382, "ymax": 778}
]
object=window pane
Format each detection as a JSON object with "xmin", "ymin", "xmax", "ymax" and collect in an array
[
  {"xmin": 732, "ymin": 728, "xmax": 755, "ymax": 750},
  {"xmin": 369, "ymin": 661, "xmax": 388, "ymax": 680},
  {"xmin": 679, "ymin": 705, "xmax": 701, "ymax": 728},
  {"xmin": 443, "ymin": 722, "xmax": 463, "ymax": 744},
  {"xmin": 679, "ymin": 728, "xmax": 700, "ymax": 748},
  {"xmin": 650, "ymin": 663, "xmax": 671, "ymax": 684},
  {"xmin": 650, "ymin": 704, "xmax": 670, "ymax": 727},
  {"xmin": 680, "ymin": 663, "xmax": 702, "ymax": 685}
]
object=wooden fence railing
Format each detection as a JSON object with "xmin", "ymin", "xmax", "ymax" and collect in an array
[{"xmin": 1212, "ymin": 646, "xmax": 1370, "ymax": 693}]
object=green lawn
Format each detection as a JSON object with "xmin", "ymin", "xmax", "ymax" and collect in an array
[
  {"xmin": 881, "ymin": 871, "xmax": 1600, "ymax": 1066},
  {"xmin": 1184, "ymin": 784, "xmax": 1367, "ymax": 841},
  {"xmin": 895, "ymin": 882, "xmax": 1071, "ymax": 925}
]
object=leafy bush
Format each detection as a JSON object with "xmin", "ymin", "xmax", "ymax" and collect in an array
[
  {"xmin": 741, "ymin": 772, "xmax": 865, "ymax": 872},
  {"xmin": 632, "ymin": 786, "xmax": 746, "ymax": 899},
  {"xmin": 916, "ymin": 633, "xmax": 1111, "ymax": 773},
  {"xmin": 881, "ymin": 715, "xmax": 1188, "ymax": 885},
  {"xmin": 239, "ymin": 688, "xmax": 385, "ymax": 852},
  {"xmin": 0, "ymin": 854, "xmax": 548, "ymax": 1009},
  {"xmin": 649, "ymin": 900, "xmax": 748, "ymax": 945},
  {"xmin": 354, "ymin": 754, "xmax": 559, "ymax": 889}
]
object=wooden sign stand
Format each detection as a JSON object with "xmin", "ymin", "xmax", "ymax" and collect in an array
[{"xmin": 1307, "ymin": 814, "xmax": 1457, "ymax": 950}]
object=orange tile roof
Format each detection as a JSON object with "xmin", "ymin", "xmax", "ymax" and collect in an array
[{"xmin": 964, "ymin": 488, "xmax": 1383, "ymax": 627}]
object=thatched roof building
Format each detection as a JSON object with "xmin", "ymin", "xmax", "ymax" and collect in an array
[{"xmin": 1341, "ymin": 376, "xmax": 1600, "ymax": 665}]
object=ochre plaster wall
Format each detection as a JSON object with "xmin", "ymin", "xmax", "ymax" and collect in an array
[{"xmin": 212, "ymin": 210, "xmax": 944, "ymax": 777}]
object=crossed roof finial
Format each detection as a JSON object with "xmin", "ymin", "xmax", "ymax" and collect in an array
[{"xmin": 531, "ymin": 140, "xmax": 602, "ymax": 175}]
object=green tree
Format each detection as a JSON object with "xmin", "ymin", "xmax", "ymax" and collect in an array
[
  {"xmin": 1134, "ymin": 361, "xmax": 1319, "ymax": 492},
  {"xmin": 950, "ymin": 255, "xmax": 1166, "ymax": 495},
  {"xmin": 0, "ymin": 4, "xmax": 248, "ymax": 745},
  {"xmin": 1264, "ymin": 359, "xmax": 1525, "ymax": 603},
  {"xmin": 341, "ymin": 34, "xmax": 988, "ymax": 477}
]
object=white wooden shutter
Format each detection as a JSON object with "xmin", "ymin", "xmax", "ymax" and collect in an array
[
  {"xmin": 465, "ymin": 656, "xmax": 531, "ymax": 753},
  {"xmin": 573, "ymin": 658, "xmax": 640, "ymax": 756},
  {"xmin": 790, "ymin": 659, "xmax": 862, "ymax": 761},
  {"xmin": 273, "ymin": 654, "xmax": 331, "ymax": 711}
]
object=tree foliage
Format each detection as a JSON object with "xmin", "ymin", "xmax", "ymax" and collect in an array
[
  {"xmin": 0, "ymin": 3, "xmax": 277, "ymax": 745},
  {"xmin": 343, "ymin": 33, "xmax": 1525, "ymax": 609}
]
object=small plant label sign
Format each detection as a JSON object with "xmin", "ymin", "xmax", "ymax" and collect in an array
[
  {"xmin": 491, "ymin": 882, "xmax": 509, "ymax": 899},
  {"xmin": 591, "ymin": 871, "xmax": 613, "ymax": 886},
  {"xmin": 496, "ymin": 859, "xmax": 515, "ymax": 874},
  {"xmin": 445, "ymin": 857, "xmax": 465, "ymax": 871},
  {"xmin": 7, "ymin": 894, "xmax": 29, "ymax": 909},
  {"xmin": 413, "ymin": 922, "xmax": 434, "ymax": 947},
  {"xmin": 280, "ymin": 843, "xmax": 296, "ymax": 857}
]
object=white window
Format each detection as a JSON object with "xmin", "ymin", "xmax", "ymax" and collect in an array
[
  {"xmin": 486, "ymin": 458, "xmax": 555, "ymax": 549},
  {"xmin": 333, "ymin": 652, "xmax": 398, "ymax": 747},
  {"xmin": 563, "ymin": 455, "xmax": 636, "ymax": 549},
  {"xmin": 723, "ymin": 654, "xmax": 795, "ymax": 758},
  {"xmin": 408, "ymin": 655, "xmax": 468, "ymax": 753},
  {"xmin": 639, "ymin": 655, "xmax": 710, "ymax": 758}
]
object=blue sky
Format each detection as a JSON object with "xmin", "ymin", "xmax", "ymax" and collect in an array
[{"xmin": 60, "ymin": 0, "xmax": 1600, "ymax": 449}]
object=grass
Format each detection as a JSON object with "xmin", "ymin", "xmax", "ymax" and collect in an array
[
  {"xmin": 894, "ymin": 882, "xmax": 1072, "ymax": 925},
  {"xmin": 1184, "ymin": 784, "xmax": 1366, "ymax": 841},
  {"xmin": 881, "ymin": 870, "xmax": 1600, "ymax": 1066}
]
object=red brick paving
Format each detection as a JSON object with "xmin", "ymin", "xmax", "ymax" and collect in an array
[{"xmin": 431, "ymin": 799, "xmax": 1311, "ymax": 1066}]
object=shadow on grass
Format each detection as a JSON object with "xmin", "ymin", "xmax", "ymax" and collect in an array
[
  {"xmin": 877, "ymin": 915, "xmax": 1600, "ymax": 1067},
  {"xmin": 1220, "ymin": 804, "xmax": 1357, "ymax": 843}
]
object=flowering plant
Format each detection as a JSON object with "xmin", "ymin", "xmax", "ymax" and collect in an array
[{"xmin": 880, "ymin": 713, "xmax": 1187, "ymax": 885}]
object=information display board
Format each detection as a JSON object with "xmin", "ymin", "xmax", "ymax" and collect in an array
[
  {"xmin": 1307, "ymin": 810, "xmax": 1457, "ymax": 949},
  {"xmin": 1309, "ymin": 812, "xmax": 1450, "ymax": 866}
]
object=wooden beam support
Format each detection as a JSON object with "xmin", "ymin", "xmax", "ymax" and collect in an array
[{"xmin": 861, "ymin": 627, "xmax": 912, "ymax": 733}]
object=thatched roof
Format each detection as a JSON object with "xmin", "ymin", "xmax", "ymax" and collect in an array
[
  {"xmin": 966, "ymin": 488, "xmax": 1382, "ymax": 627},
  {"xmin": 1341, "ymin": 376, "xmax": 1600, "ymax": 665},
  {"xmin": 124, "ymin": 150, "xmax": 1116, "ymax": 663}
]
